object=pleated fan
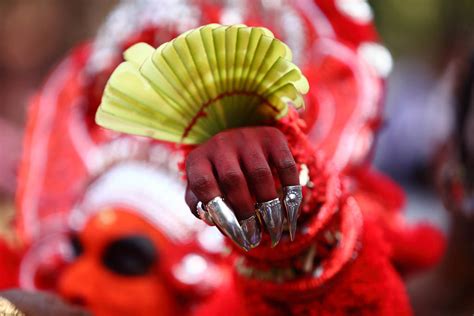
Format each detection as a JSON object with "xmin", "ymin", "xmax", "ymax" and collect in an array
[{"xmin": 96, "ymin": 24, "xmax": 309, "ymax": 144}]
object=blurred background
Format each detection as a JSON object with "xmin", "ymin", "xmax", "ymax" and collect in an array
[
  {"xmin": 372, "ymin": 0, "xmax": 474, "ymax": 231},
  {"xmin": 1, "ymin": 0, "xmax": 473, "ymax": 201},
  {"xmin": 0, "ymin": 0, "xmax": 116, "ymax": 237},
  {"xmin": 0, "ymin": 0, "xmax": 473, "ymax": 313}
]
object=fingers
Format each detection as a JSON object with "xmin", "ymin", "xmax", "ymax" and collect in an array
[
  {"xmin": 185, "ymin": 127, "xmax": 303, "ymax": 248},
  {"xmin": 240, "ymin": 148, "xmax": 277, "ymax": 203},
  {"xmin": 206, "ymin": 197, "xmax": 250, "ymax": 251},
  {"xmin": 239, "ymin": 215, "xmax": 262, "ymax": 248},
  {"xmin": 210, "ymin": 148, "xmax": 260, "ymax": 248},
  {"xmin": 185, "ymin": 187, "xmax": 215, "ymax": 226},
  {"xmin": 212, "ymin": 152, "xmax": 254, "ymax": 220},
  {"xmin": 184, "ymin": 185, "xmax": 199, "ymax": 218},
  {"xmin": 265, "ymin": 129, "xmax": 302, "ymax": 241},
  {"xmin": 186, "ymin": 149, "xmax": 250, "ymax": 250},
  {"xmin": 265, "ymin": 131, "xmax": 299, "ymax": 187},
  {"xmin": 186, "ymin": 153, "xmax": 221, "ymax": 203},
  {"xmin": 282, "ymin": 185, "xmax": 303, "ymax": 241},
  {"xmin": 256, "ymin": 198, "xmax": 284, "ymax": 247},
  {"xmin": 240, "ymin": 148, "xmax": 280, "ymax": 246}
]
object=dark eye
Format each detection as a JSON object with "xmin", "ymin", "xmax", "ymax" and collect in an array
[
  {"xmin": 70, "ymin": 234, "xmax": 83, "ymax": 258},
  {"xmin": 102, "ymin": 235, "xmax": 157, "ymax": 276}
]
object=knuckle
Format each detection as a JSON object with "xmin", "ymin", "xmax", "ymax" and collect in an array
[
  {"xmin": 249, "ymin": 166, "xmax": 272, "ymax": 182},
  {"xmin": 259, "ymin": 126, "xmax": 286, "ymax": 147},
  {"xmin": 185, "ymin": 151, "xmax": 200, "ymax": 170},
  {"xmin": 275, "ymin": 145, "xmax": 292, "ymax": 159},
  {"xmin": 236, "ymin": 130, "xmax": 251, "ymax": 146},
  {"xmin": 220, "ymin": 171, "xmax": 244, "ymax": 189},
  {"xmin": 262, "ymin": 126, "xmax": 283, "ymax": 138},
  {"xmin": 276, "ymin": 130, "xmax": 290, "ymax": 143},
  {"xmin": 189, "ymin": 175, "xmax": 213, "ymax": 193},
  {"xmin": 210, "ymin": 132, "xmax": 229, "ymax": 147},
  {"xmin": 277, "ymin": 158, "xmax": 297, "ymax": 173},
  {"xmin": 208, "ymin": 132, "xmax": 236, "ymax": 155},
  {"xmin": 234, "ymin": 128, "xmax": 247, "ymax": 139}
]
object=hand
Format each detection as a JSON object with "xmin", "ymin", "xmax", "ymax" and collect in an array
[
  {"xmin": 184, "ymin": 126, "xmax": 302, "ymax": 249},
  {"xmin": 1, "ymin": 289, "xmax": 91, "ymax": 316}
]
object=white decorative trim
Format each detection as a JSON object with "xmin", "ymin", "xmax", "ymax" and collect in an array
[
  {"xmin": 335, "ymin": 0, "xmax": 373, "ymax": 24},
  {"xmin": 21, "ymin": 60, "xmax": 73, "ymax": 240},
  {"xmin": 295, "ymin": 0, "xmax": 336, "ymax": 39},
  {"xmin": 69, "ymin": 160, "xmax": 203, "ymax": 243},
  {"xmin": 87, "ymin": 0, "xmax": 201, "ymax": 74},
  {"xmin": 358, "ymin": 42, "xmax": 393, "ymax": 78}
]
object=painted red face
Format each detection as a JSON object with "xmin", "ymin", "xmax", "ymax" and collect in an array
[{"xmin": 58, "ymin": 207, "xmax": 180, "ymax": 316}]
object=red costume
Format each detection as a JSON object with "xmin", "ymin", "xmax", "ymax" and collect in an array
[{"xmin": 0, "ymin": 1, "xmax": 444, "ymax": 315}]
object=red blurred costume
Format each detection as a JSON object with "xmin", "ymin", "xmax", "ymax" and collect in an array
[{"xmin": 0, "ymin": 1, "xmax": 444, "ymax": 315}]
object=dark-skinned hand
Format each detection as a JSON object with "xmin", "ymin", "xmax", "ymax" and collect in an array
[{"xmin": 184, "ymin": 126, "xmax": 300, "ymax": 249}]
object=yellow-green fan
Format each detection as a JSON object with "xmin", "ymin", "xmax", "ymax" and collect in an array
[{"xmin": 96, "ymin": 24, "xmax": 309, "ymax": 145}]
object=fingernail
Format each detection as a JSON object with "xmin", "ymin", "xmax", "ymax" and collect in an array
[
  {"xmin": 206, "ymin": 197, "xmax": 250, "ymax": 251},
  {"xmin": 196, "ymin": 201, "xmax": 215, "ymax": 226},
  {"xmin": 283, "ymin": 185, "xmax": 303, "ymax": 241},
  {"xmin": 257, "ymin": 198, "xmax": 283, "ymax": 247},
  {"xmin": 240, "ymin": 215, "xmax": 262, "ymax": 248}
]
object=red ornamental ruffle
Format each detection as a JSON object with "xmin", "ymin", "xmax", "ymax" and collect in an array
[
  {"xmin": 233, "ymin": 110, "xmax": 342, "ymax": 261},
  {"xmin": 351, "ymin": 167, "xmax": 446, "ymax": 275},
  {"xmin": 13, "ymin": 2, "xmax": 436, "ymax": 314},
  {"xmin": 196, "ymin": 215, "xmax": 411, "ymax": 316},
  {"xmin": 223, "ymin": 111, "xmax": 360, "ymax": 298}
]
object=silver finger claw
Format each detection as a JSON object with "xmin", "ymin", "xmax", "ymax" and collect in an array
[
  {"xmin": 196, "ymin": 201, "xmax": 214, "ymax": 226},
  {"xmin": 283, "ymin": 185, "xmax": 303, "ymax": 241},
  {"xmin": 206, "ymin": 197, "xmax": 250, "ymax": 251},
  {"xmin": 257, "ymin": 198, "xmax": 284, "ymax": 247},
  {"xmin": 240, "ymin": 215, "xmax": 262, "ymax": 248}
]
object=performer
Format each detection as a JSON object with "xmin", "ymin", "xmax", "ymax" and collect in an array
[
  {"xmin": 93, "ymin": 2, "xmax": 445, "ymax": 316},
  {"xmin": 0, "ymin": 1, "xmax": 445, "ymax": 315}
]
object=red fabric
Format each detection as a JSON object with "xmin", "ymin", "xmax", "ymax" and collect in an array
[
  {"xmin": 351, "ymin": 167, "xmax": 406, "ymax": 211},
  {"xmin": 388, "ymin": 224, "xmax": 446, "ymax": 275},
  {"xmin": 0, "ymin": 239, "xmax": 21, "ymax": 289},
  {"xmin": 16, "ymin": 45, "xmax": 92, "ymax": 243},
  {"xmin": 352, "ymin": 167, "xmax": 446, "ymax": 274},
  {"xmin": 314, "ymin": 0, "xmax": 379, "ymax": 47},
  {"xmin": 301, "ymin": 41, "xmax": 383, "ymax": 171},
  {"xmin": 193, "ymin": 114, "xmax": 440, "ymax": 315},
  {"xmin": 197, "ymin": 215, "xmax": 411, "ymax": 316},
  {"xmin": 193, "ymin": 113, "xmax": 413, "ymax": 315}
]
